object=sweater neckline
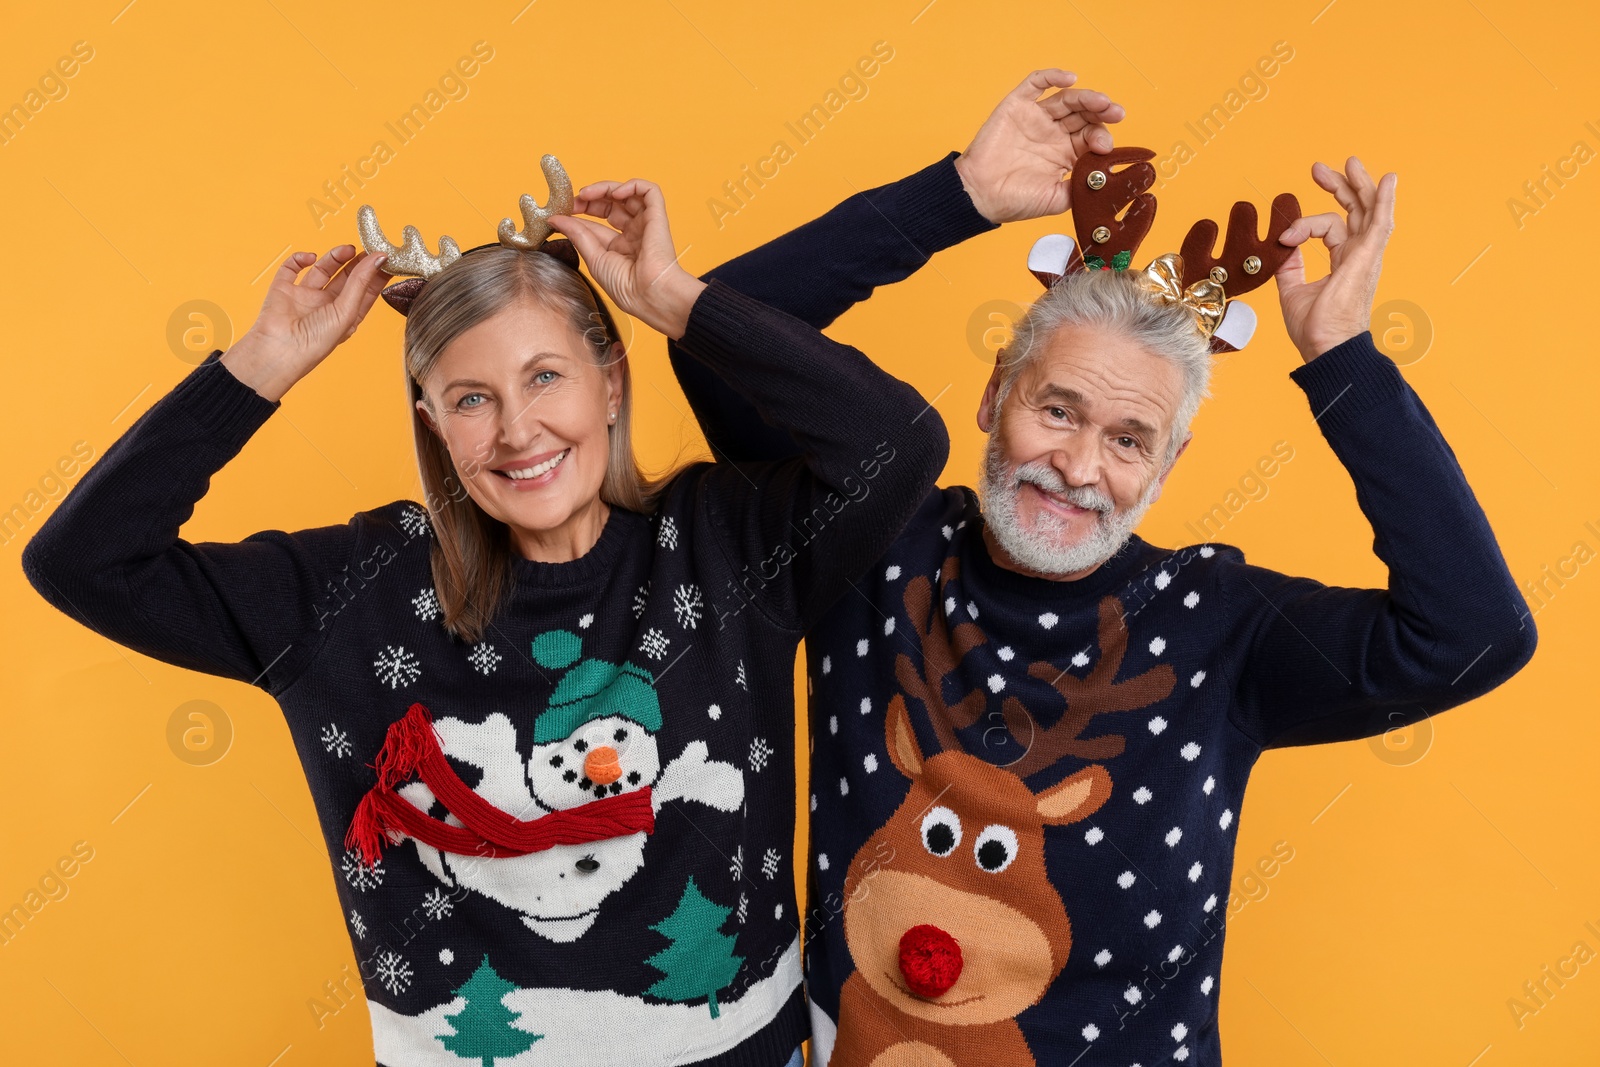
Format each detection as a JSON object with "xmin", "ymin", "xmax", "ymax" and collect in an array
[
  {"xmin": 962, "ymin": 501, "xmax": 1152, "ymax": 605},
  {"xmin": 508, "ymin": 504, "xmax": 648, "ymax": 587}
]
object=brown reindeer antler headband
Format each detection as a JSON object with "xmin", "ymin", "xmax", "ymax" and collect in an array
[
  {"xmin": 1026, "ymin": 145, "xmax": 1302, "ymax": 353},
  {"xmin": 356, "ymin": 154, "xmax": 580, "ymax": 315}
]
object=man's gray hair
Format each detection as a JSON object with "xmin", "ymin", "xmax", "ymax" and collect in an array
[{"xmin": 993, "ymin": 269, "xmax": 1214, "ymax": 468}]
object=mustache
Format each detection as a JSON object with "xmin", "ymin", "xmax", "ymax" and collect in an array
[{"xmin": 1012, "ymin": 460, "xmax": 1113, "ymax": 514}]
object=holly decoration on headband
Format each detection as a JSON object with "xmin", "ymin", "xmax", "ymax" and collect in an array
[{"xmin": 1083, "ymin": 249, "xmax": 1133, "ymax": 271}]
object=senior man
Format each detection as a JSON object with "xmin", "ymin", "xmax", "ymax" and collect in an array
[{"xmin": 650, "ymin": 70, "xmax": 1535, "ymax": 1065}]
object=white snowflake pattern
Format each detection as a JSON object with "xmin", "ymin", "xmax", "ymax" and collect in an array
[
  {"xmin": 761, "ymin": 848, "xmax": 781, "ymax": 880},
  {"xmin": 736, "ymin": 893, "xmax": 749, "ymax": 924},
  {"xmin": 411, "ymin": 587, "xmax": 440, "ymax": 621},
  {"xmin": 729, "ymin": 846, "xmax": 745, "ymax": 881},
  {"xmin": 372, "ymin": 949, "xmax": 414, "ymax": 995},
  {"xmin": 640, "ymin": 627, "xmax": 670, "ymax": 660},
  {"xmin": 341, "ymin": 849, "xmax": 385, "ymax": 892},
  {"xmin": 320, "ymin": 723, "xmax": 352, "ymax": 758},
  {"xmin": 399, "ymin": 504, "xmax": 432, "ymax": 539},
  {"xmin": 373, "ymin": 645, "xmax": 421, "ymax": 689},
  {"xmin": 466, "ymin": 642, "xmax": 502, "ymax": 676},
  {"xmin": 1094, "ymin": 949, "xmax": 1113, "ymax": 967},
  {"xmin": 578, "ymin": 613, "xmax": 594, "ymax": 629},
  {"xmin": 632, "ymin": 581, "xmax": 651, "ymax": 619},
  {"xmin": 749, "ymin": 737, "xmax": 772, "ymax": 772},
  {"xmin": 440, "ymin": 948, "xmax": 455, "ymax": 965},
  {"xmin": 657, "ymin": 516, "xmax": 679, "ymax": 549},
  {"xmin": 672, "ymin": 583, "xmax": 703, "ymax": 629},
  {"xmin": 348, "ymin": 909, "xmax": 366, "ymax": 940},
  {"xmin": 421, "ymin": 887, "xmax": 454, "ymax": 921},
  {"xmin": 735, "ymin": 660, "xmax": 748, "ymax": 691},
  {"xmin": 818, "ymin": 853, "xmax": 830, "ymax": 871}
]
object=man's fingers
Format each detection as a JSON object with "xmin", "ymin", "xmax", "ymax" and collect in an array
[
  {"xmin": 1278, "ymin": 212, "xmax": 1349, "ymax": 250},
  {"xmin": 1038, "ymin": 86, "xmax": 1115, "ymax": 119},
  {"xmin": 1016, "ymin": 68, "xmax": 1078, "ymax": 99}
]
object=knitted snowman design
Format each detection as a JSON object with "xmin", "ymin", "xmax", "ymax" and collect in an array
[{"xmin": 400, "ymin": 629, "xmax": 744, "ymax": 942}]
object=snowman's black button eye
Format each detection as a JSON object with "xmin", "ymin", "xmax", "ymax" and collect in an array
[
  {"xmin": 614, "ymin": 728, "xmax": 627, "ymax": 741},
  {"xmin": 574, "ymin": 739, "xmax": 588, "ymax": 753}
]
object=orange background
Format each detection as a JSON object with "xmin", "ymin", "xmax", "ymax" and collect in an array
[{"xmin": 2, "ymin": 1, "xmax": 1596, "ymax": 1064}]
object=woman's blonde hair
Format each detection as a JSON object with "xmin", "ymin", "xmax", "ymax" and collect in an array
[{"xmin": 402, "ymin": 245, "xmax": 674, "ymax": 642}]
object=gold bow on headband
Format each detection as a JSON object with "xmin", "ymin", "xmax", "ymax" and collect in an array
[{"xmin": 1133, "ymin": 252, "xmax": 1227, "ymax": 339}]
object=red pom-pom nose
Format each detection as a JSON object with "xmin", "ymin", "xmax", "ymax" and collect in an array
[{"xmin": 898, "ymin": 924, "xmax": 964, "ymax": 998}]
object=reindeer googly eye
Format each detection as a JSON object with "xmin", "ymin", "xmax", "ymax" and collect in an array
[
  {"xmin": 974, "ymin": 825, "xmax": 1019, "ymax": 873},
  {"xmin": 920, "ymin": 807, "xmax": 962, "ymax": 857}
]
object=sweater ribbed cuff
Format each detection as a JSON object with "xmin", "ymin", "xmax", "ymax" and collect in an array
[
  {"xmin": 884, "ymin": 150, "xmax": 1000, "ymax": 255},
  {"xmin": 677, "ymin": 278, "xmax": 782, "ymax": 373},
  {"xmin": 1287, "ymin": 330, "xmax": 1408, "ymax": 433},
  {"xmin": 172, "ymin": 348, "xmax": 282, "ymax": 441}
]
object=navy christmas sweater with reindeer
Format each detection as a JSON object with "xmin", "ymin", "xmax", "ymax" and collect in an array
[
  {"xmin": 667, "ymin": 153, "xmax": 1538, "ymax": 1065},
  {"xmin": 20, "ymin": 279, "xmax": 948, "ymax": 1067}
]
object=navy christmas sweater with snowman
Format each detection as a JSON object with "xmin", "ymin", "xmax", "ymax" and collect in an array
[
  {"xmin": 21, "ymin": 279, "xmax": 948, "ymax": 1067},
  {"xmin": 667, "ymin": 153, "xmax": 1539, "ymax": 1065}
]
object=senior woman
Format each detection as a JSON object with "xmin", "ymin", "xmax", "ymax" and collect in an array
[{"xmin": 21, "ymin": 169, "xmax": 947, "ymax": 1066}]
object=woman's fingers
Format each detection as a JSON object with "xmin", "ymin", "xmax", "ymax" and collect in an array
[
  {"xmin": 546, "ymin": 214, "xmax": 619, "ymax": 267},
  {"xmin": 332, "ymin": 250, "xmax": 389, "ymax": 326},
  {"xmin": 272, "ymin": 251, "xmax": 317, "ymax": 288},
  {"xmin": 304, "ymin": 245, "xmax": 356, "ymax": 290},
  {"xmin": 323, "ymin": 249, "xmax": 372, "ymax": 299}
]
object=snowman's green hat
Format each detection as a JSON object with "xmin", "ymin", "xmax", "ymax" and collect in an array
[{"xmin": 530, "ymin": 629, "xmax": 661, "ymax": 744}]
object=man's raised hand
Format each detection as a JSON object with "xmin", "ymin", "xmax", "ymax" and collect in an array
[
  {"xmin": 953, "ymin": 68, "xmax": 1126, "ymax": 224},
  {"xmin": 1273, "ymin": 157, "xmax": 1398, "ymax": 362}
]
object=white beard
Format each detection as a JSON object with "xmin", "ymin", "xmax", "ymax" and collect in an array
[{"xmin": 977, "ymin": 429, "xmax": 1162, "ymax": 577}]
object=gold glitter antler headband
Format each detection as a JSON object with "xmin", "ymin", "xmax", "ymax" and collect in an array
[
  {"xmin": 357, "ymin": 154, "xmax": 579, "ymax": 315},
  {"xmin": 1025, "ymin": 146, "xmax": 1302, "ymax": 353},
  {"xmin": 498, "ymin": 154, "xmax": 574, "ymax": 249}
]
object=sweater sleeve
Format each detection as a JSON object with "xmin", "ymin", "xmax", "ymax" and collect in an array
[
  {"xmin": 1220, "ymin": 331, "xmax": 1538, "ymax": 749},
  {"xmin": 676, "ymin": 279, "xmax": 949, "ymax": 633},
  {"xmin": 668, "ymin": 151, "xmax": 998, "ymax": 464},
  {"xmin": 20, "ymin": 351, "xmax": 365, "ymax": 693}
]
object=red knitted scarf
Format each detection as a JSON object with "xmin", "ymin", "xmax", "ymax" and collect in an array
[{"xmin": 343, "ymin": 703, "xmax": 655, "ymax": 867}]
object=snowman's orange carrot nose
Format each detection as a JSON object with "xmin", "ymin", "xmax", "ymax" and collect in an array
[{"xmin": 585, "ymin": 745, "xmax": 622, "ymax": 785}]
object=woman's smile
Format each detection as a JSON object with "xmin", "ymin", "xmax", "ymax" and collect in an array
[{"xmin": 494, "ymin": 447, "xmax": 572, "ymax": 489}]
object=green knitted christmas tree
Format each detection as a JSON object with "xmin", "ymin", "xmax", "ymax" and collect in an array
[
  {"xmin": 645, "ymin": 877, "xmax": 745, "ymax": 1018},
  {"xmin": 437, "ymin": 955, "xmax": 541, "ymax": 1066}
]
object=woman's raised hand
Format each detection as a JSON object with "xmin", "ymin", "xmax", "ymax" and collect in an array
[
  {"xmin": 221, "ymin": 245, "xmax": 391, "ymax": 402},
  {"xmin": 549, "ymin": 179, "xmax": 706, "ymax": 341}
]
